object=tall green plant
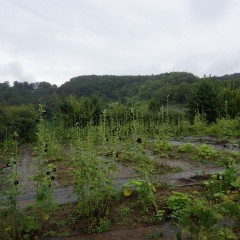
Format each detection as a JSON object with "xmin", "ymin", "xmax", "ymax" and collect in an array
[
  {"xmin": 72, "ymin": 123, "xmax": 115, "ymax": 218},
  {"xmin": 0, "ymin": 132, "xmax": 40, "ymax": 239},
  {"xmin": 32, "ymin": 105, "xmax": 56, "ymax": 219}
]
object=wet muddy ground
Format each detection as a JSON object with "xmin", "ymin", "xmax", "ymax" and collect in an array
[
  {"xmin": 1, "ymin": 136, "xmax": 239, "ymax": 239},
  {"xmin": 45, "ymin": 222, "xmax": 177, "ymax": 240},
  {"xmin": 2, "ymin": 136, "xmax": 239, "ymax": 207}
]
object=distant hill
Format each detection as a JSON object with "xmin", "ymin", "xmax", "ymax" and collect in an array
[
  {"xmin": 58, "ymin": 72, "xmax": 199, "ymax": 100},
  {"xmin": 0, "ymin": 71, "xmax": 240, "ymax": 106},
  {"xmin": 217, "ymin": 73, "xmax": 240, "ymax": 81}
]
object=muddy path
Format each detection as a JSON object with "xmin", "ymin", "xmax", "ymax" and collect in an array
[
  {"xmin": 16, "ymin": 166, "xmax": 224, "ymax": 209},
  {"xmin": 1, "ymin": 138, "xmax": 238, "ymax": 240},
  {"xmin": 48, "ymin": 222, "xmax": 178, "ymax": 240},
  {"xmin": 18, "ymin": 146, "xmax": 37, "ymax": 192},
  {"xmin": 0, "ymin": 139, "xmax": 236, "ymax": 239},
  {"xmin": 2, "ymin": 136, "xmax": 239, "ymax": 208},
  {"xmin": 16, "ymin": 165, "xmax": 223, "ymax": 208}
]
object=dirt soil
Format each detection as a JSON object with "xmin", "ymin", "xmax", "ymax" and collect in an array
[
  {"xmin": 63, "ymin": 223, "xmax": 177, "ymax": 240},
  {"xmin": 5, "ymin": 137, "xmax": 235, "ymax": 207},
  {"xmin": 18, "ymin": 146, "xmax": 37, "ymax": 192},
  {"xmin": 1, "ymin": 136, "xmax": 239, "ymax": 239}
]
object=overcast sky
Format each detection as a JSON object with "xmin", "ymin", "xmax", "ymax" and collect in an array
[{"xmin": 0, "ymin": 0, "xmax": 240, "ymax": 86}]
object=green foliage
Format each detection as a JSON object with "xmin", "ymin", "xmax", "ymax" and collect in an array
[
  {"xmin": 153, "ymin": 209, "xmax": 165, "ymax": 222},
  {"xmin": 135, "ymin": 153, "xmax": 155, "ymax": 177},
  {"xmin": 196, "ymin": 144, "xmax": 218, "ymax": 161},
  {"xmin": 1, "ymin": 73, "xmax": 240, "ymax": 239},
  {"xmin": 0, "ymin": 105, "xmax": 37, "ymax": 142},
  {"xmin": 188, "ymin": 81, "xmax": 220, "ymax": 123},
  {"xmin": 0, "ymin": 209, "xmax": 41, "ymax": 240},
  {"xmin": 214, "ymin": 228, "xmax": 237, "ymax": 240},
  {"xmin": 181, "ymin": 198, "xmax": 224, "ymax": 237},
  {"xmin": 59, "ymin": 95, "xmax": 103, "ymax": 127},
  {"xmin": 32, "ymin": 105, "xmax": 55, "ymax": 216},
  {"xmin": 123, "ymin": 179, "xmax": 158, "ymax": 212},
  {"xmin": 178, "ymin": 143, "xmax": 195, "ymax": 153},
  {"xmin": 205, "ymin": 117, "xmax": 240, "ymax": 138},
  {"xmin": 221, "ymin": 197, "xmax": 240, "ymax": 219},
  {"xmin": 0, "ymin": 81, "xmax": 57, "ymax": 106},
  {"xmin": 73, "ymin": 153, "xmax": 115, "ymax": 217},
  {"xmin": 179, "ymin": 194, "xmax": 238, "ymax": 239},
  {"xmin": 167, "ymin": 192, "xmax": 190, "ymax": 221},
  {"xmin": 60, "ymin": 72, "xmax": 198, "ymax": 102},
  {"xmin": 203, "ymin": 164, "xmax": 240, "ymax": 198},
  {"xmin": 0, "ymin": 133, "xmax": 41, "ymax": 239},
  {"xmin": 219, "ymin": 85, "xmax": 240, "ymax": 118},
  {"xmin": 114, "ymin": 206, "xmax": 133, "ymax": 225},
  {"xmin": 148, "ymin": 139, "xmax": 172, "ymax": 157},
  {"xmin": 42, "ymin": 123, "xmax": 64, "ymax": 161},
  {"xmin": 72, "ymin": 126, "xmax": 116, "ymax": 218},
  {"xmin": 1, "ymin": 73, "xmax": 240, "ymax": 121},
  {"xmin": 192, "ymin": 111, "xmax": 206, "ymax": 135},
  {"xmin": 96, "ymin": 217, "xmax": 111, "ymax": 233}
]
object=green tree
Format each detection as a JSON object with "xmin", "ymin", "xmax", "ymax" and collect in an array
[
  {"xmin": 0, "ymin": 105, "xmax": 37, "ymax": 142},
  {"xmin": 188, "ymin": 81, "xmax": 219, "ymax": 122},
  {"xmin": 175, "ymin": 82, "xmax": 190, "ymax": 103}
]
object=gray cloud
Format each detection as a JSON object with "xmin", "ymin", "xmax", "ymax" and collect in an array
[
  {"xmin": 0, "ymin": 62, "xmax": 35, "ymax": 84},
  {"xmin": 187, "ymin": 0, "xmax": 234, "ymax": 23},
  {"xmin": 0, "ymin": 0, "xmax": 240, "ymax": 86}
]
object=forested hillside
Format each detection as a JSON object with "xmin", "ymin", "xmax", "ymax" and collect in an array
[
  {"xmin": 0, "ymin": 72, "xmax": 239, "ymax": 106},
  {"xmin": 59, "ymin": 72, "xmax": 198, "ymax": 101},
  {"xmin": 1, "ymin": 71, "xmax": 240, "ymax": 142}
]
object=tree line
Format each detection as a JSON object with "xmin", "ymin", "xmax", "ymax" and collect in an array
[{"xmin": 0, "ymin": 71, "xmax": 240, "ymax": 142}]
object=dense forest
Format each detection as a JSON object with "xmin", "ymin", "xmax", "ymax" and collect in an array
[
  {"xmin": 0, "ymin": 71, "xmax": 240, "ymax": 142},
  {"xmin": 1, "ymin": 72, "xmax": 240, "ymax": 106}
]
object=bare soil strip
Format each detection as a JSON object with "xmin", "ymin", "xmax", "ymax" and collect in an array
[{"xmin": 2, "ymin": 137, "xmax": 238, "ymax": 208}]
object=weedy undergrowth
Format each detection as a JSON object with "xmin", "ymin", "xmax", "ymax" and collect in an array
[
  {"xmin": 0, "ymin": 132, "xmax": 40, "ymax": 239},
  {"xmin": 31, "ymin": 105, "xmax": 56, "ymax": 222},
  {"xmin": 72, "ymin": 121, "xmax": 116, "ymax": 221}
]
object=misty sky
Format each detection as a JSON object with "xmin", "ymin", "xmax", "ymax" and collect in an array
[{"xmin": 0, "ymin": 0, "xmax": 240, "ymax": 86}]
